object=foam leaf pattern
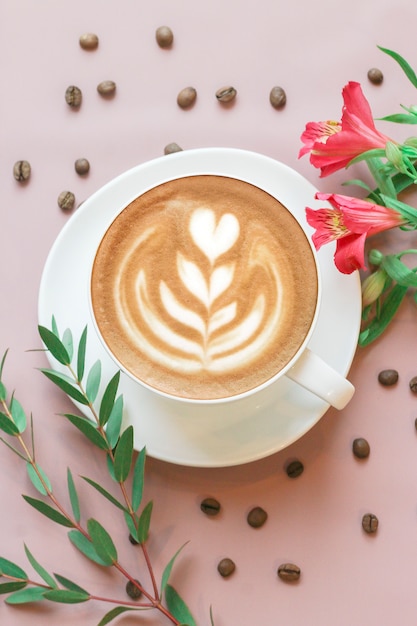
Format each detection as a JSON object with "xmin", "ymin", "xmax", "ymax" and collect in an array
[
  {"xmin": 189, "ymin": 208, "xmax": 240, "ymax": 263},
  {"xmin": 114, "ymin": 207, "xmax": 283, "ymax": 375}
]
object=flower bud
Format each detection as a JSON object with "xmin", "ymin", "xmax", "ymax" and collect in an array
[
  {"xmin": 361, "ymin": 269, "xmax": 387, "ymax": 307},
  {"xmin": 368, "ymin": 249, "xmax": 384, "ymax": 266},
  {"xmin": 386, "ymin": 141, "xmax": 407, "ymax": 173},
  {"xmin": 404, "ymin": 136, "xmax": 417, "ymax": 150}
]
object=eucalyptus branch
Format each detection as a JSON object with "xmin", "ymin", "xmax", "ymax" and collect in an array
[
  {"xmin": 48, "ymin": 340, "xmax": 160, "ymax": 601},
  {"xmin": 0, "ymin": 321, "xmax": 202, "ymax": 626}
]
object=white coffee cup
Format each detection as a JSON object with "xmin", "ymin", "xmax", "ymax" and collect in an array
[{"xmin": 89, "ymin": 149, "xmax": 354, "ymax": 409}]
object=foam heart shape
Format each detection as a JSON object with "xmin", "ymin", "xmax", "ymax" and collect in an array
[{"xmin": 189, "ymin": 208, "xmax": 240, "ymax": 263}]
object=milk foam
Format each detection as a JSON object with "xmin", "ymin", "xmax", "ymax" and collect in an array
[
  {"xmin": 111, "ymin": 207, "xmax": 283, "ymax": 373},
  {"xmin": 91, "ymin": 175, "xmax": 318, "ymax": 400}
]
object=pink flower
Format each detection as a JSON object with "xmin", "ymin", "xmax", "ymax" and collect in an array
[
  {"xmin": 299, "ymin": 82, "xmax": 393, "ymax": 177},
  {"xmin": 299, "ymin": 120, "xmax": 342, "ymax": 158},
  {"xmin": 306, "ymin": 193, "xmax": 406, "ymax": 274}
]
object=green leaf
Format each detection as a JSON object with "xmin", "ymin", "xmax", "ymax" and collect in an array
[
  {"xmin": 366, "ymin": 156, "xmax": 397, "ymax": 198},
  {"xmin": 38, "ymin": 326, "xmax": 71, "ymax": 365},
  {"xmin": 347, "ymin": 148, "xmax": 387, "ymax": 167},
  {"xmin": 87, "ymin": 519, "xmax": 118, "ymax": 566},
  {"xmin": 137, "ymin": 501, "xmax": 153, "ymax": 543},
  {"xmin": 0, "ymin": 381, "xmax": 6, "ymax": 402},
  {"xmin": 22, "ymin": 495, "xmax": 74, "ymax": 528},
  {"xmin": 342, "ymin": 178, "xmax": 374, "ymax": 193},
  {"xmin": 67, "ymin": 468, "xmax": 81, "ymax": 523},
  {"xmin": 380, "ymin": 194, "xmax": 417, "ymax": 225},
  {"xmin": 0, "ymin": 436, "xmax": 26, "ymax": 460},
  {"xmin": 43, "ymin": 589, "xmax": 89, "ymax": 603},
  {"xmin": 105, "ymin": 395, "xmax": 124, "ymax": 449},
  {"xmin": 41, "ymin": 369, "xmax": 89, "ymax": 406},
  {"xmin": 106, "ymin": 453, "xmax": 116, "ymax": 481},
  {"xmin": 114, "ymin": 425, "xmax": 134, "ymax": 483},
  {"xmin": 62, "ymin": 328, "xmax": 74, "ymax": 362},
  {"xmin": 24, "ymin": 544, "xmax": 57, "ymax": 589},
  {"xmin": 132, "ymin": 447, "xmax": 146, "ymax": 512},
  {"xmin": 165, "ymin": 584, "xmax": 197, "ymax": 626},
  {"xmin": 123, "ymin": 511, "xmax": 140, "ymax": 544},
  {"xmin": 10, "ymin": 397, "xmax": 26, "ymax": 433},
  {"xmin": 54, "ymin": 573, "xmax": 89, "ymax": 595},
  {"xmin": 0, "ymin": 411, "xmax": 19, "ymax": 436},
  {"xmin": 381, "ymin": 255, "xmax": 417, "ymax": 287},
  {"xmin": 359, "ymin": 284, "xmax": 408, "ymax": 346},
  {"xmin": 5, "ymin": 586, "xmax": 46, "ymax": 604},
  {"xmin": 0, "ymin": 557, "xmax": 27, "ymax": 579},
  {"xmin": 41, "ymin": 368, "xmax": 74, "ymax": 385},
  {"xmin": 99, "ymin": 371, "xmax": 120, "ymax": 426},
  {"xmin": 378, "ymin": 113, "xmax": 417, "ymax": 124},
  {"xmin": 0, "ymin": 581, "xmax": 27, "ymax": 594},
  {"xmin": 63, "ymin": 414, "xmax": 109, "ymax": 450},
  {"xmin": 51, "ymin": 315, "xmax": 59, "ymax": 336},
  {"xmin": 97, "ymin": 606, "xmax": 138, "ymax": 626},
  {"xmin": 378, "ymin": 45, "xmax": 417, "ymax": 88},
  {"xmin": 82, "ymin": 476, "xmax": 126, "ymax": 511},
  {"xmin": 161, "ymin": 543, "xmax": 189, "ymax": 595},
  {"xmin": 26, "ymin": 462, "xmax": 52, "ymax": 496},
  {"xmin": 68, "ymin": 530, "xmax": 108, "ymax": 566},
  {"xmin": 0, "ymin": 349, "xmax": 9, "ymax": 380},
  {"xmin": 86, "ymin": 360, "xmax": 101, "ymax": 404},
  {"xmin": 77, "ymin": 326, "xmax": 88, "ymax": 382}
]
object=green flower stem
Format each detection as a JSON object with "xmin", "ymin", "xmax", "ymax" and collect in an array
[
  {"xmin": 366, "ymin": 156, "xmax": 397, "ymax": 198},
  {"xmin": 397, "ymin": 249, "xmax": 417, "ymax": 257}
]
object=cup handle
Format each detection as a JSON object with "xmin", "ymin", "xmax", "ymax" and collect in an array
[{"xmin": 285, "ymin": 348, "xmax": 355, "ymax": 410}]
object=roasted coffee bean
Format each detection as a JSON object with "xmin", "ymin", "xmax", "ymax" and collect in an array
[
  {"xmin": 177, "ymin": 87, "xmax": 197, "ymax": 109},
  {"xmin": 286, "ymin": 459, "xmax": 304, "ymax": 478},
  {"xmin": 362, "ymin": 512, "xmax": 378, "ymax": 534},
  {"xmin": 79, "ymin": 33, "xmax": 99, "ymax": 50},
  {"xmin": 277, "ymin": 563, "xmax": 300, "ymax": 582},
  {"xmin": 126, "ymin": 579, "xmax": 142, "ymax": 600},
  {"xmin": 74, "ymin": 158, "xmax": 90, "ymax": 175},
  {"xmin": 378, "ymin": 369, "xmax": 398, "ymax": 386},
  {"xmin": 409, "ymin": 376, "xmax": 417, "ymax": 393},
  {"xmin": 352, "ymin": 437, "xmax": 370, "ymax": 459},
  {"xmin": 13, "ymin": 160, "xmax": 31, "ymax": 182},
  {"xmin": 217, "ymin": 557, "xmax": 235, "ymax": 577},
  {"xmin": 367, "ymin": 68, "xmax": 383, "ymax": 84},
  {"xmin": 200, "ymin": 497, "xmax": 221, "ymax": 516},
  {"xmin": 247, "ymin": 506, "xmax": 268, "ymax": 528},
  {"xmin": 97, "ymin": 80, "xmax": 116, "ymax": 97},
  {"xmin": 65, "ymin": 85, "xmax": 82, "ymax": 108},
  {"xmin": 270, "ymin": 86, "xmax": 287, "ymax": 109},
  {"xmin": 164, "ymin": 142, "xmax": 183, "ymax": 155},
  {"xmin": 58, "ymin": 191, "xmax": 75, "ymax": 211},
  {"xmin": 128, "ymin": 533, "xmax": 139, "ymax": 545},
  {"xmin": 156, "ymin": 25, "xmax": 174, "ymax": 48},
  {"xmin": 216, "ymin": 86, "xmax": 237, "ymax": 103}
]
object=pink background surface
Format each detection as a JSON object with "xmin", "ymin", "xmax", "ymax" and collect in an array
[{"xmin": 2, "ymin": 1, "xmax": 417, "ymax": 625}]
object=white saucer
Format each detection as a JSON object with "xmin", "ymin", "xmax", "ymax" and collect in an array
[{"xmin": 38, "ymin": 148, "xmax": 361, "ymax": 467}]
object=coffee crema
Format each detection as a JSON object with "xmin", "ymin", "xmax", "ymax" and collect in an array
[{"xmin": 91, "ymin": 175, "xmax": 318, "ymax": 400}]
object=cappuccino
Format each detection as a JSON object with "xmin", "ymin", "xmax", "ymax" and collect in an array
[{"xmin": 91, "ymin": 175, "xmax": 318, "ymax": 400}]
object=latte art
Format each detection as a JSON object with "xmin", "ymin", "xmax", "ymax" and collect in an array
[
  {"xmin": 120, "ymin": 207, "xmax": 282, "ymax": 372},
  {"xmin": 91, "ymin": 176, "xmax": 318, "ymax": 400}
]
